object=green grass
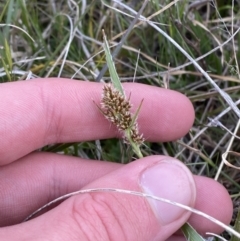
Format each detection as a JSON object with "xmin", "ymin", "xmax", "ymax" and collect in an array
[{"xmin": 1, "ymin": 0, "xmax": 240, "ymax": 239}]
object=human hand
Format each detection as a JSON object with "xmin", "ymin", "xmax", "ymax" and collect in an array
[{"xmin": 0, "ymin": 78, "xmax": 232, "ymax": 240}]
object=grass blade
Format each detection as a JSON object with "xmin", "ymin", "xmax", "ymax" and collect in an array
[
  {"xmin": 102, "ymin": 30, "xmax": 124, "ymax": 95},
  {"xmin": 181, "ymin": 223, "xmax": 205, "ymax": 241}
]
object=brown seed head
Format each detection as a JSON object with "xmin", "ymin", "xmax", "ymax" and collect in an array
[{"xmin": 101, "ymin": 84, "xmax": 144, "ymax": 145}]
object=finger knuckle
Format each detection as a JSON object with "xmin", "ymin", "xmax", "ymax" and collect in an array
[{"xmin": 70, "ymin": 193, "xmax": 141, "ymax": 241}]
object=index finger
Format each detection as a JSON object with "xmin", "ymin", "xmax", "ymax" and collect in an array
[{"xmin": 0, "ymin": 78, "xmax": 194, "ymax": 165}]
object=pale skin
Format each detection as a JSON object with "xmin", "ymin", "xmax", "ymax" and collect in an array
[{"xmin": 0, "ymin": 78, "xmax": 233, "ymax": 241}]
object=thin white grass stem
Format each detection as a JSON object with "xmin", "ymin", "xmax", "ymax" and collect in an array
[
  {"xmin": 96, "ymin": 0, "xmax": 123, "ymax": 37},
  {"xmin": 57, "ymin": 14, "xmax": 74, "ymax": 77},
  {"xmin": 63, "ymin": 60, "xmax": 98, "ymax": 78},
  {"xmin": 215, "ymin": 119, "xmax": 240, "ymax": 180},
  {"xmin": 50, "ymin": 0, "xmax": 56, "ymax": 14},
  {"xmin": 77, "ymin": 1, "xmax": 100, "ymax": 77},
  {"xmin": 0, "ymin": 24, "xmax": 35, "ymax": 43},
  {"xmin": 45, "ymin": 13, "xmax": 74, "ymax": 77},
  {"xmin": 23, "ymin": 188, "xmax": 240, "ymax": 239},
  {"xmin": 96, "ymin": 0, "xmax": 149, "ymax": 82},
  {"xmin": 14, "ymin": 56, "xmax": 46, "ymax": 64},
  {"xmin": 108, "ymin": 0, "xmax": 240, "ymax": 75},
  {"xmin": 0, "ymin": 70, "xmax": 38, "ymax": 78},
  {"xmin": 205, "ymin": 232, "xmax": 228, "ymax": 241},
  {"xmin": 133, "ymin": 49, "xmax": 140, "ymax": 82},
  {"xmin": 75, "ymin": 20, "xmax": 240, "ymax": 81},
  {"xmin": 231, "ymin": 0, "xmax": 240, "ymax": 79},
  {"xmin": 71, "ymin": 45, "xmax": 110, "ymax": 80},
  {"xmin": 208, "ymin": 118, "xmax": 240, "ymax": 141},
  {"xmin": 103, "ymin": 0, "xmax": 180, "ymax": 26},
  {"xmin": 175, "ymin": 99, "xmax": 240, "ymax": 159},
  {"xmin": 209, "ymin": 131, "xmax": 230, "ymax": 159},
  {"xmin": 47, "ymin": 0, "xmax": 79, "ymax": 77}
]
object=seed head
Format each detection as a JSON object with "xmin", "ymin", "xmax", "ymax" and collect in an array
[{"xmin": 101, "ymin": 84, "xmax": 144, "ymax": 145}]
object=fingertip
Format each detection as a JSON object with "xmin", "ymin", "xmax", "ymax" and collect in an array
[
  {"xmin": 123, "ymin": 83, "xmax": 195, "ymax": 142},
  {"xmin": 189, "ymin": 176, "xmax": 233, "ymax": 235},
  {"xmin": 140, "ymin": 158, "xmax": 196, "ymax": 225}
]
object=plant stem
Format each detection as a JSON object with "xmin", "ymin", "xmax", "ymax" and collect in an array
[{"xmin": 125, "ymin": 129, "xmax": 143, "ymax": 159}]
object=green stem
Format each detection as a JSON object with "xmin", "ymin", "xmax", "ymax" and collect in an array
[{"xmin": 125, "ymin": 129, "xmax": 143, "ymax": 159}]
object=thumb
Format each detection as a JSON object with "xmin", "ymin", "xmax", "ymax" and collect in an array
[{"xmin": 1, "ymin": 156, "xmax": 196, "ymax": 241}]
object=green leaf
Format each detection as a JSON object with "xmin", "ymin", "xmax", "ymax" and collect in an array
[
  {"xmin": 231, "ymin": 208, "xmax": 240, "ymax": 241},
  {"xmin": 4, "ymin": 38, "xmax": 12, "ymax": 70},
  {"xmin": 181, "ymin": 223, "xmax": 205, "ymax": 241},
  {"xmin": 102, "ymin": 30, "xmax": 124, "ymax": 95},
  {"xmin": 0, "ymin": 0, "xmax": 10, "ymax": 22},
  {"xmin": 131, "ymin": 99, "xmax": 144, "ymax": 128}
]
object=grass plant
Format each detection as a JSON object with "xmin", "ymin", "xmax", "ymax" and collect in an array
[{"xmin": 1, "ymin": 0, "xmax": 240, "ymax": 239}]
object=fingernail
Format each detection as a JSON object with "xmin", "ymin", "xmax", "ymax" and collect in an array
[{"xmin": 140, "ymin": 160, "xmax": 195, "ymax": 225}]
